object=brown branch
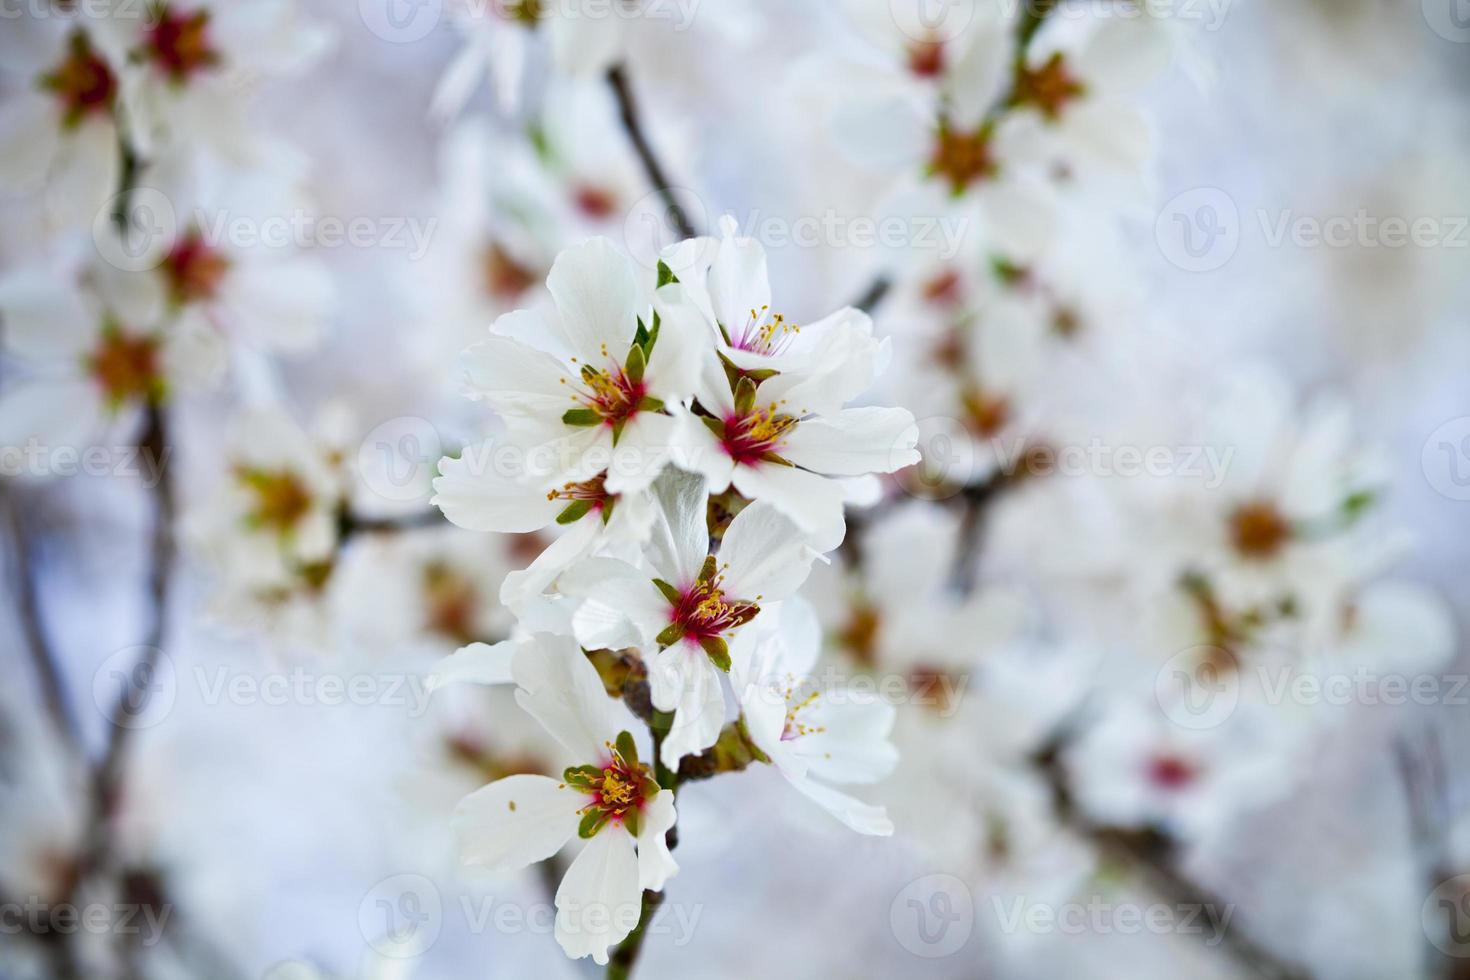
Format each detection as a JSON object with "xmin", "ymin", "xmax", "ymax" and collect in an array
[
  {"xmin": 607, "ymin": 64, "xmax": 697, "ymax": 240},
  {"xmin": 3, "ymin": 490, "xmax": 81, "ymax": 748},
  {"xmin": 1031, "ymin": 729, "xmax": 1313, "ymax": 980}
]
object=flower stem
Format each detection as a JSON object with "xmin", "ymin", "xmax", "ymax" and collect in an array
[
  {"xmin": 606, "ymin": 63, "xmax": 697, "ymax": 239},
  {"xmin": 607, "ymin": 889, "xmax": 665, "ymax": 980}
]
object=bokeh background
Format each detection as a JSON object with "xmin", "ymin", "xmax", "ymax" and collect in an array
[{"xmin": 2, "ymin": 1, "xmax": 1469, "ymax": 978}]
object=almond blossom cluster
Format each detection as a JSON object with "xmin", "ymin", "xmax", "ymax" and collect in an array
[{"xmin": 427, "ymin": 226, "xmax": 918, "ymax": 962}]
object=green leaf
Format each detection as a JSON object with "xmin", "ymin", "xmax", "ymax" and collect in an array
[
  {"xmin": 734, "ymin": 376, "xmax": 757, "ymax": 417},
  {"xmin": 700, "ymin": 635, "xmax": 731, "ymax": 672},
  {"xmin": 624, "ymin": 342, "xmax": 647, "ymax": 386},
  {"xmin": 578, "ymin": 808, "xmax": 610, "ymax": 839},
  {"xmin": 615, "ymin": 730, "xmax": 640, "ymax": 770},
  {"xmin": 556, "ymin": 499, "xmax": 594, "ymax": 525},
  {"xmin": 656, "ymin": 623, "xmax": 686, "ymax": 648},
  {"xmin": 652, "ymin": 578, "xmax": 683, "ymax": 605},
  {"xmin": 563, "ymin": 408, "xmax": 601, "ymax": 427}
]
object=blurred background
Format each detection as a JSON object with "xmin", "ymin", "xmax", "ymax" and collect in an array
[{"xmin": 1, "ymin": 1, "xmax": 1469, "ymax": 978}]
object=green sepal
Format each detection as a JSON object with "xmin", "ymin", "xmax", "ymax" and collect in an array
[
  {"xmin": 600, "ymin": 497, "xmax": 617, "ymax": 525},
  {"xmin": 656, "ymin": 260, "xmax": 678, "ymax": 288},
  {"xmin": 622, "ymin": 805, "xmax": 642, "ymax": 838},
  {"xmin": 700, "ymin": 416, "xmax": 726, "ymax": 439},
  {"xmin": 556, "ymin": 499, "xmax": 594, "ymax": 525},
  {"xmin": 652, "ymin": 578, "xmax": 683, "ymax": 605},
  {"xmin": 733, "ymin": 375, "xmax": 757, "ymax": 416},
  {"xmin": 563, "ymin": 764, "xmax": 601, "ymax": 789},
  {"xmin": 700, "ymin": 635, "xmax": 731, "ymax": 672},
  {"xmin": 656, "ymin": 623, "xmax": 686, "ymax": 647},
  {"xmin": 757, "ymin": 451, "xmax": 794, "ymax": 467},
  {"xmin": 563, "ymin": 408, "xmax": 601, "ymax": 427},
  {"xmin": 638, "ymin": 395, "xmax": 666, "ymax": 413},
  {"xmin": 615, "ymin": 730, "xmax": 640, "ymax": 770},
  {"xmin": 624, "ymin": 342, "xmax": 647, "ymax": 386},
  {"xmin": 696, "ymin": 555, "xmax": 719, "ymax": 584},
  {"xmin": 578, "ymin": 808, "xmax": 610, "ymax": 839},
  {"xmin": 611, "ymin": 416, "xmax": 627, "ymax": 446}
]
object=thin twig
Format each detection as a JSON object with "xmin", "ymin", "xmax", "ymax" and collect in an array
[
  {"xmin": 607, "ymin": 64, "xmax": 697, "ymax": 240},
  {"xmin": 4, "ymin": 490, "xmax": 82, "ymax": 748},
  {"xmin": 1031, "ymin": 729, "xmax": 1313, "ymax": 980}
]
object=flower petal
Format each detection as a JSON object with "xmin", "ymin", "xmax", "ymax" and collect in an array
[{"xmin": 452, "ymin": 774, "xmax": 580, "ymax": 873}]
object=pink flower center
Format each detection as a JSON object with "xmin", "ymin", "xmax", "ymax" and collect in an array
[
  {"xmin": 720, "ymin": 406, "xmax": 795, "ymax": 465},
  {"xmin": 40, "ymin": 31, "xmax": 117, "ymax": 127},
  {"xmin": 145, "ymin": 6, "xmax": 220, "ymax": 83}
]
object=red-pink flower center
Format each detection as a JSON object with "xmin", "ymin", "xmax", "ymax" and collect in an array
[
  {"xmin": 721, "ymin": 407, "xmax": 795, "ymax": 465},
  {"xmin": 565, "ymin": 359, "xmax": 647, "ymax": 427},
  {"xmin": 40, "ymin": 32, "xmax": 117, "ymax": 127},
  {"xmin": 161, "ymin": 230, "xmax": 230, "ymax": 305},
  {"xmin": 145, "ymin": 6, "xmax": 220, "ymax": 83},
  {"xmin": 671, "ymin": 577, "xmax": 759, "ymax": 640},
  {"xmin": 1147, "ymin": 753, "xmax": 1197, "ymax": 791}
]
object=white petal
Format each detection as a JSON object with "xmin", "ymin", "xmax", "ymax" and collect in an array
[
  {"xmin": 603, "ymin": 412, "xmax": 676, "ymax": 496},
  {"xmin": 646, "ymin": 466, "xmax": 710, "ymax": 586},
  {"xmin": 428, "ymin": 640, "xmax": 520, "ymax": 692},
  {"xmin": 0, "ymin": 272, "xmax": 94, "ymax": 363},
  {"xmin": 452, "ymin": 774, "xmax": 580, "ymax": 872},
  {"xmin": 46, "ymin": 116, "xmax": 120, "ymax": 230},
  {"xmin": 461, "ymin": 334, "xmax": 573, "ymax": 417},
  {"xmin": 706, "ymin": 221, "xmax": 771, "ymax": 334},
  {"xmin": 513, "ymin": 633, "xmax": 640, "ymax": 761},
  {"xmin": 660, "ymin": 653, "xmax": 726, "ymax": 768},
  {"xmin": 636, "ymin": 789, "xmax": 679, "ymax": 891},
  {"xmin": 432, "ymin": 440, "xmax": 562, "ymax": 533},
  {"xmin": 554, "ymin": 827, "xmax": 642, "ymax": 966},
  {"xmin": 787, "ymin": 776, "xmax": 894, "ymax": 836},
  {"xmin": 573, "ymin": 575, "xmax": 670, "ymax": 651},
  {"xmin": 547, "ymin": 237, "xmax": 639, "ymax": 363},
  {"xmin": 0, "ymin": 92, "xmax": 60, "ymax": 190},
  {"xmin": 730, "ymin": 462, "xmax": 846, "ymax": 534},
  {"xmin": 719, "ymin": 501, "xmax": 816, "ymax": 602},
  {"xmin": 781, "ymin": 407, "xmax": 920, "ymax": 477}
]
